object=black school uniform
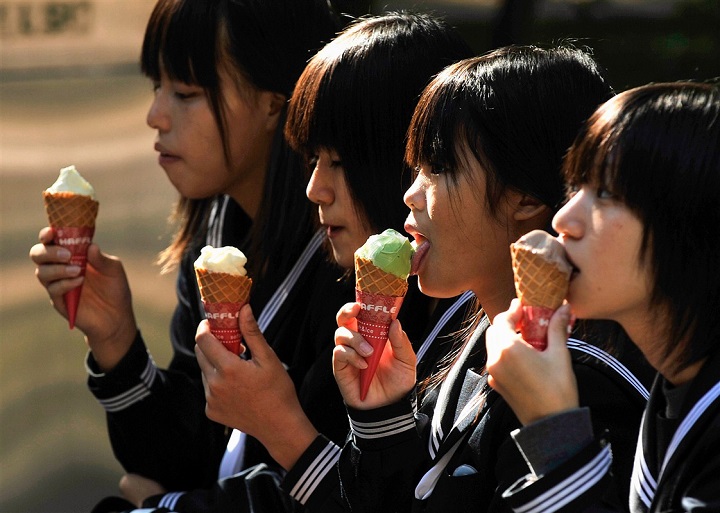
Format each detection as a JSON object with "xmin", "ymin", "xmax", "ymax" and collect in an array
[
  {"xmin": 108, "ymin": 292, "xmax": 475, "ymax": 513},
  {"xmin": 87, "ymin": 195, "xmax": 352, "ymax": 492},
  {"xmin": 503, "ymin": 346, "xmax": 720, "ymax": 512},
  {"xmin": 335, "ymin": 317, "xmax": 651, "ymax": 513}
]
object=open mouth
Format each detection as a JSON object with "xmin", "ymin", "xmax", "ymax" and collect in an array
[{"xmin": 324, "ymin": 225, "xmax": 343, "ymax": 238}]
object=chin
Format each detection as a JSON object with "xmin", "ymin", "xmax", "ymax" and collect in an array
[
  {"xmin": 332, "ymin": 248, "xmax": 353, "ymax": 270},
  {"xmin": 417, "ymin": 275, "xmax": 458, "ymax": 299}
]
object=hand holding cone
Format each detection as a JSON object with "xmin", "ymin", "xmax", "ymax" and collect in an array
[
  {"xmin": 43, "ymin": 165, "xmax": 99, "ymax": 329},
  {"xmin": 194, "ymin": 246, "xmax": 252, "ymax": 356},
  {"xmin": 354, "ymin": 229, "xmax": 414, "ymax": 400},
  {"xmin": 510, "ymin": 230, "xmax": 571, "ymax": 350}
]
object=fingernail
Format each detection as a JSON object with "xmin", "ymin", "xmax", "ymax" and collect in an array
[
  {"xmin": 359, "ymin": 340, "xmax": 374, "ymax": 356},
  {"xmin": 66, "ymin": 265, "xmax": 81, "ymax": 276},
  {"xmin": 58, "ymin": 248, "xmax": 71, "ymax": 259}
]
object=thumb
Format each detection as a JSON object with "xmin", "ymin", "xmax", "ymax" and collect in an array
[
  {"xmin": 86, "ymin": 244, "xmax": 121, "ymax": 275},
  {"xmin": 387, "ymin": 319, "xmax": 416, "ymax": 367},
  {"xmin": 547, "ymin": 303, "xmax": 572, "ymax": 350},
  {"xmin": 238, "ymin": 304, "xmax": 271, "ymax": 358}
]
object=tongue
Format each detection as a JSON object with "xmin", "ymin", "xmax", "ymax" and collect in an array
[{"xmin": 410, "ymin": 241, "xmax": 428, "ymax": 276}]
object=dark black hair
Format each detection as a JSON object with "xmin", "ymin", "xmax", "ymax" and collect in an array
[
  {"xmin": 563, "ymin": 81, "xmax": 720, "ymax": 369},
  {"xmin": 406, "ymin": 45, "xmax": 614, "ymax": 221},
  {"xmin": 409, "ymin": 45, "xmax": 618, "ymax": 394},
  {"xmin": 140, "ymin": 0, "xmax": 339, "ymax": 278},
  {"xmin": 285, "ymin": 11, "xmax": 474, "ymax": 235}
]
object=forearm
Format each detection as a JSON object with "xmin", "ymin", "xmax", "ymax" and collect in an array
[{"xmin": 88, "ymin": 331, "xmax": 226, "ymax": 489}]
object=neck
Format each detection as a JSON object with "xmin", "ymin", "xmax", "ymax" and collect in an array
[
  {"xmin": 622, "ymin": 315, "xmax": 704, "ymax": 386},
  {"xmin": 472, "ymin": 281, "xmax": 517, "ymax": 324},
  {"xmin": 228, "ymin": 161, "xmax": 267, "ymax": 220}
]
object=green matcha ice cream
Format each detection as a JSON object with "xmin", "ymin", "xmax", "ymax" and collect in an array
[{"xmin": 355, "ymin": 229, "xmax": 414, "ymax": 280}]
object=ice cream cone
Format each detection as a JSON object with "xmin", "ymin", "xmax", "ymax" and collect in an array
[
  {"xmin": 510, "ymin": 231, "xmax": 570, "ymax": 350},
  {"xmin": 355, "ymin": 256, "xmax": 407, "ymax": 400},
  {"xmin": 43, "ymin": 191, "xmax": 99, "ymax": 329},
  {"xmin": 195, "ymin": 268, "xmax": 252, "ymax": 356}
]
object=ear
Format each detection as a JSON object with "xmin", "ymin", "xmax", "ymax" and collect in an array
[
  {"xmin": 507, "ymin": 189, "xmax": 549, "ymax": 222},
  {"xmin": 262, "ymin": 91, "xmax": 287, "ymax": 131}
]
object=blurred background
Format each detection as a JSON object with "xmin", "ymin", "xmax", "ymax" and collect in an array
[{"xmin": 0, "ymin": 0, "xmax": 717, "ymax": 511}]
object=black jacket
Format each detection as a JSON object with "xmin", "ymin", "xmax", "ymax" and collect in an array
[
  {"xmin": 334, "ymin": 318, "xmax": 651, "ymax": 513},
  {"xmin": 504, "ymin": 345, "xmax": 720, "ymax": 513}
]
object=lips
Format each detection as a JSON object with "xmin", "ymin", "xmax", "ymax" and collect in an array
[
  {"xmin": 562, "ymin": 248, "xmax": 580, "ymax": 281},
  {"xmin": 319, "ymin": 214, "xmax": 343, "ymax": 239},
  {"xmin": 155, "ymin": 143, "xmax": 179, "ymax": 159}
]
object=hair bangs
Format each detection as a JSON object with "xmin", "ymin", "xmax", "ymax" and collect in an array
[
  {"xmin": 285, "ymin": 53, "xmax": 350, "ymax": 165},
  {"xmin": 141, "ymin": 0, "xmax": 220, "ymax": 88},
  {"xmin": 406, "ymin": 71, "xmax": 463, "ymax": 174}
]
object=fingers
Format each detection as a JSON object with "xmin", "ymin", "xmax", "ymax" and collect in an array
[
  {"xmin": 336, "ymin": 302, "xmax": 360, "ymax": 329},
  {"xmin": 195, "ymin": 320, "xmax": 221, "ymax": 376},
  {"xmin": 38, "ymin": 226, "xmax": 55, "ymax": 244},
  {"xmin": 492, "ymin": 298, "xmax": 523, "ymax": 329},
  {"xmin": 333, "ymin": 327, "xmax": 370, "ymax": 369},
  {"xmin": 237, "ymin": 304, "xmax": 270, "ymax": 359},
  {"xmin": 546, "ymin": 303, "xmax": 572, "ymax": 351},
  {"xmin": 387, "ymin": 319, "xmax": 416, "ymax": 368}
]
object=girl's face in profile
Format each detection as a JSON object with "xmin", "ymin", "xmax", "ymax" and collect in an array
[
  {"xmin": 403, "ymin": 146, "xmax": 518, "ymax": 300},
  {"xmin": 553, "ymin": 183, "xmax": 652, "ymax": 326},
  {"xmin": 146, "ymin": 65, "xmax": 275, "ymax": 207},
  {"xmin": 306, "ymin": 148, "xmax": 372, "ymax": 269}
]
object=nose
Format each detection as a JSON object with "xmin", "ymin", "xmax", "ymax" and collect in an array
[
  {"xmin": 403, "ymin": 170, "xmax": 426, "ymax": 210},
  {"xmin": 552, "ymin": 188, "xmax": 585, "ymax": 240},
  {"xmin": 146, "ymin": 90, "xmax": 170, "ymax": 132},
  {"xmin": 306, "ymin": 161, "xmax": 334, "ymax": 206}
]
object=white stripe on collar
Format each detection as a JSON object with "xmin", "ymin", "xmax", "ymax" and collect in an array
[
  {"xmin": 632, "ymin": 378, "xmax": 720, "ymax": 508},
  {"xmin": 257, "ymin": 229, "xmax": 324, "ymax": 332},
  {"xmin": 416, "ymin": 290, "xmax": 474, "ymax": 363},
  {"xmin": 567, "ymin": 338, "xmax": 649, "ymax": 400},
  {"xmin": 219, "ymin": 229, "xmax": 324, "ymax": 479}
]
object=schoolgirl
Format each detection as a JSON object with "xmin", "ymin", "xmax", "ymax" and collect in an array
[
  {"xmin": 331, "ymin": 45, "xmax": 653, "ymax": 512},
  {"xmin": 486, "ymin": 81, "xmax": 720, "ymax": 512},
  {"xmin": 30, "ymin": 0, "xmax": 344, "ymax": 496}
]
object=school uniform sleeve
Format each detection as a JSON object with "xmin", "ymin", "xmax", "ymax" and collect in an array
[
  {"xmin": 339, "ymin": 394, "xmax": 427, "ymax": 513},
  {"xmin": 86, "ymin": 254, "xmax": 228, "ymax": 491},
  {"xmin": 103, "ymin": 463, "xmax": 299, "ymax": 513},
  {"xmin": 510, "ymin": 407, "xmax": 594, "ymax": 477},
  {"xmin": 500, "ymin": 343, "xmax": 649, "ymax": 513}
]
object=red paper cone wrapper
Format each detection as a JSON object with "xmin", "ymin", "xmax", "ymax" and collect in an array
[
  {"xmin": 54, "ymin": 226, "xmax": 95, "ymax": 329},
  {"xmin": 355, "ymin": 289, "xmax": 405, "ymax": 400},
  {"xmin": 519, "ymin": 305, "xmax": 555, "ymax": 351},
  {"xmin": 202, "ymin": 301, "xmax": 247, "ymax": 356}
]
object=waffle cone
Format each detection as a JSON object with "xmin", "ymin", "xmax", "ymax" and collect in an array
[
  {"xmin": 195, "ymin": 268, "xmax": 252, "ymax": 304},
  {"xmin": 511, "ymin": 244, "xmax": 569, "ymax": 309},
  {"xmin": 43, "ymin": 191, "xmax": 98, "ymax": 228},
  {"xmin": 355, "ymin": 256, "xmax": 408, "ymax": 297}
]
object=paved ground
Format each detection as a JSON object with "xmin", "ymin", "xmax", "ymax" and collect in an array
[{"xmin": 1, "ymin": 69, "xmax": 178, "ymax": 512}]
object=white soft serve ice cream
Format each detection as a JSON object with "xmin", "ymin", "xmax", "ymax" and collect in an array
[
  {"xmin": 46, "ymin": 165, "xmax": 96, "ymax": 199},
  {"xmin": 194, "ymin": 245, "xmax": 248, "ymax": 275}
]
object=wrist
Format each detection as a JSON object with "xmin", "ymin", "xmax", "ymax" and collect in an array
[
  {"xmin": 262, "ymin": 412, "xmax": 318, "ymax": 471},
  {"xmin": 86, "ymin": 318, "xmax": 138, "ymax": 372}
]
